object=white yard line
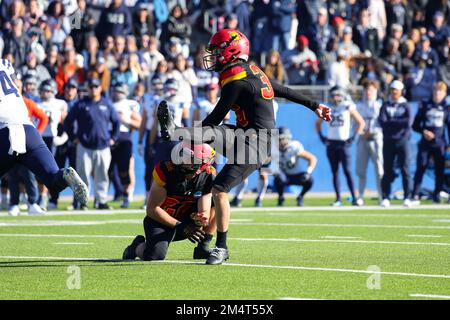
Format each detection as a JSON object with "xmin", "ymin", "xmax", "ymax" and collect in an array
[
  {"xmin": 409, "ymin": 294, "xmax": 450, "ymax": 299},
  {"xmin": 6, "ymin": 219, "xmax": 444, "ymax": 230},
  {"xmin": 405, "ymin": 235, "xmax": 443, "ymax": 238},
  {"xmin": 266, "ymin": 212, "xmax": 450, "ymax": 219},
  {"xmin": 53, "ymin": 242, "xmax": 94, "ymax": 245},
  {"xmin": 231, "ymin": 205, "xmax": 450, "ymax": 212},
  {"xmin": 0, "ymin": 233, "xmax": 449, "ymax": 247},
  {"xmin": 320, "ymin": 236, "xmax": 362, "ymax": 239},
  {"xmin": 1, "ymin": 255, "xmax": 449, "ymax": 280},
  {"xmin": 0, "ymin": 218, "xmax": 249, "ymax": 227},
  {"xmin": 432, "ymin": 220, "xmax": 450, "ymax": 223},
  {"xmin": 230, "ymin": 221, "xmax": 450, "ymax": 230},
  {"xmin": 0, "ymin": 204, "xmax": 448, "ymax": 217},
  {"xmin": 0, "ymin": 233, "xmax": 132, "ymax": 239},
  {"xmin": 229, "ymin": 237, "xmax": 450, "ymax": 247},
  {"xmin": 279, "ymin": 297, "xmax": 323, "ymax": 300}
]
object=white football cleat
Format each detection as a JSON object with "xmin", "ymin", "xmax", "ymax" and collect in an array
[
  {"xmin": 29, "ymin": 203, "xmax": 45, "ymax": 215},
  {"xmin": 63, "ymin": 167, "xmax": 88, "ymax": 209},
  {"xmin": 403, "ymin": 199, "xmax": 412, "ymax": 208},
  {"xmin": 380, "ymin": 199, "xmax": 390, "ymax": 208},
  {"xmin": 8, "ymin": 205, "xmax": 20, "ymax": 216},
  {"xmin": 356, "ymin": 198, "xmax": 364, "ymax": 206},
  {"xmin": 332, "ymin": 200, "xmax": 342, "ymax": 207}
]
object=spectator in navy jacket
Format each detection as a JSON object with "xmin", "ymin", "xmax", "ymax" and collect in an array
[
  {"xmin": 378, "ymin": 80, "xmax": 413, "ymax": 207},
  {"xmin": 96, "ymin": 0, "xmax": 132, "ymax": 43},
  {"xmin": 427, "ymin": 11, "xmax": 450, "ymax": 50},
  {"xmin": 412, "ymin": 81, "xmax": 450, "ymax": 203},
  {"xmin": 64, "ymin": 78, "xmax": 120, "ymax": 209},
  {"xmin": 413, "ymin": 35, "xmax": 440, "ymax": 70},
  {"xmin": 353, "ymin": 8, "xmax": 380, "ymax": 56},
  {"xmin": 271, "ymin": 0, "xmax": 297, "ymax": 52}
]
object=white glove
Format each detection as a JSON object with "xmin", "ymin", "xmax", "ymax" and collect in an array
[
  {"xmin": 53, "ymin": 132, "xmax": 68, "ymax": 147},
  {"xmin": 138, "ymin": 143, "xmax": 144, "ymax": 156}
]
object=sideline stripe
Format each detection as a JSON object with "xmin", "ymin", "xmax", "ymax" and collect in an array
[
  {"xmin": 0, "ymin": 233, "xmax": 449, "ymax": 247},
  {"xmin": 0, "ymin": 204, "xmax": 449, "ymax": 217},
  {"xmin": 0, "ymin": 256, "xmax": 449, "ymax": 280},
  {"xmin": 409, "ymin": 294, "xmax": 450, "ymax": 299}
]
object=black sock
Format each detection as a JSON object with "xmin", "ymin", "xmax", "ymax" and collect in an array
[
  {"xmin": 199, "ymin": 233, "xmax": 213, "ymax": 250},
  {"xmin": 216, "ymin": 231, "xmax": 228, "ymax": 249}
]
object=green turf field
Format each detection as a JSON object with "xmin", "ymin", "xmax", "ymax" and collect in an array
[{"xmin": 0, "ymin": 199, "xmax": 449, "ymax": 300}]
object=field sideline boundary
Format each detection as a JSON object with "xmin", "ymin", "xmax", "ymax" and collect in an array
[{"xmin": 0, "ymin": 255, "xmax": 449, "ymax": 280}]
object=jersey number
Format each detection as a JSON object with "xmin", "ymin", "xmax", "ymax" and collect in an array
[
  {"xmin": 330, "ymin": 114, "xmax": 344, "ymax": 127},
  {"xmin": 249, "ymin": 65, "xmax": 274, "ymax": 100},
  {"xmin": 0, "ymin": 71, "xmax": 19, "ymax": 97},
  {"xmin": 163, "ymin": 197, "xmax": 194, "ymax": 218}
]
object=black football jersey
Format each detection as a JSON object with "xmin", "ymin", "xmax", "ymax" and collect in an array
[
  {"xmin": 152, "ymin": 160, "xmax": 216, "ymax": 218},
  {"xmin": 201, "ymin": 62, "xmax": 319, "ymax": 130}
]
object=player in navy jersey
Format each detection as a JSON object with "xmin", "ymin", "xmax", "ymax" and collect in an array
[
  {"xmin": 157, "ymin": 29, "xmax": 332, "ymax": 265},
  {"xmin": 412, "ymin": 81, "xmax": 450, "ymax": 204},
  {"xmin": 0, "ymin": 59, "xmax": 88, "ymax": 210}
]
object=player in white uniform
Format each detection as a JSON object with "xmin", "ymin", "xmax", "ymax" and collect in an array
[
  {"xmin": 138, "ymin": 75, "xmax": 164, "ymax": 209},
  {"xmin": 37, "ymin": 79, "xmax": 68, "ymax": 209},
  {"xmin": 150, "ymin": 78, "xmax": 185, "ymax": 164},
  {"xmin": 356, "ymin": 80, "xmax": 384, "ymax": 205},
  {"xmin": 274, "ymin": 127, "xmax": 317, "ymax": 206},
  {"xmin": 316, "ymin": 86, "xmax": 365, "ymax": 206},
  {"xmin": 192, "ymin": 83, "xmax": 230, "ymax": 125},
  {"xmin": 0, "ymin": 59, "xmax": 88, "ymax": 213},
  {"xmin": 111, "ymin": 82, "xmax": 142, "ymax": 208}
]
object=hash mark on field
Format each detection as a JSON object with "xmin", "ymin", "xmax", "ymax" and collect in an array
[
  {"xmin": 321, "ymin": 236, "xmax": 362, "ymax": 239},
  {"xmin": 405, "ymin": 235, "xmax": 443, "ymax": 238},
  {"xmin": 409, "ymin": 294, "xmax": 450, "ymax": 299},
  {"xmin": 1, "ymin": 256, "xmax": 449, "ymax": 279},
  {"xmin": 53, "ymin": 242, "xmax": 94, "ymax": 245},
  {"xmin": 432, "ymin": 219, "xmax": 450, "ymax": 223}
]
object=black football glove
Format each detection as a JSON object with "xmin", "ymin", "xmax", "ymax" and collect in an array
[{"xmin": 183, "ymin": 223, "xmax": 206, "ymax": 243}]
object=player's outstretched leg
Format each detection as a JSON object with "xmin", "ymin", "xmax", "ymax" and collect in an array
[
  {"xmin": 62, "ymin": 167, "xmax": 89, "ymax": 209},
  {"xmin": 157, "ymin": 100, "xmax": 176, "ymax": 141}
]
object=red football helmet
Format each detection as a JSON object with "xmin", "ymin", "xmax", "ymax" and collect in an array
[
  {"xmin": 203, "ymin": 29, "xmax": 250, "ymax": 72},
  {"xmin": 172, "ymin": 141, "xmax": 216, "ymax": 175}
]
